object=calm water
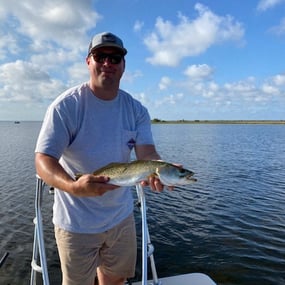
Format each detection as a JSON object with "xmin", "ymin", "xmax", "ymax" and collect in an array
[{"xmin": 0, "ymin": 122, "xmax": 285, "ymax": 285}]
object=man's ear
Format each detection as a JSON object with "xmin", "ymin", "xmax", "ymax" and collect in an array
[
  {"xmin": 86, "ymin": 56, "xmax": 91, "ymax": 65},
  {"xmin": 122, "ymin": 58, "xmax": 126, "ymax": 72}
]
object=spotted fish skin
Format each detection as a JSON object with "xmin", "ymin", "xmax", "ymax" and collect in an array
[{"xmin": 76, "ymin": 160, "xmax": 197, "ymax": 186}]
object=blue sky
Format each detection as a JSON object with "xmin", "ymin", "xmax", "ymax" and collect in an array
[{"xmin": 0, "ymin": 0, "xmax": 285, "ymax": 121}]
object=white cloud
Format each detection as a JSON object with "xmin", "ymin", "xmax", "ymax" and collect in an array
[
  {"xmin": 134, "ymin": 20, "xmax": 144, "ymax": 32},
  {"xmin": 0, "ymin": 60, "xmax": 65, "ymax": 103},
  {"xmin": 272, "ymin": 73, "xmax": 285, "ymax": 85},
  {"xmin": 0, "ymin": 0, "xmax": 100, "ymax": 119},
  {"xmin": 133, "ymin": 92, "xmax": 150, "ymax": 106},
  {"xmin": 0, "ymin": 0, "xmax": 101, "ymax": 59},
  {"xmin": 122, "ymin": 70, "xmax": 143, "ymax": 83},
  {"xmin": 0, "ymin": 34, "xmax": 19, "ymax": 60},
  {"xmin": 159, "ymin": 76, "xmax": 171, "ymax": 90},
  {"xmin": 261, "ymin": 83, "xmax": 279, "ymax": 95},
  {"xmin": 178, "ymin": 74, "xmax": 284, "ymax": 111},
  {"xmin": 269, "ymin": 17, "xmax": 285, "ymax": 35},
  {"xmin": 258, "ymin": 73, "xmax": 285, "ymax": 97},
  {"xmin": 257, "ymin": 0, "xmax": 285, "ymax": 11},
  {"xmin": 67, "ymin": 61, "xmax": 89, "ymax": 86},
  {"xmin": 184, "ymin": 64, "xmax": 214, "ymax": 80},
  {"xmin": 222, "ymin": 79, "xmax": 259, "ymax": 105},
  {"xmin": 0, "ymin": 1, "xmax": 284, "ymax": 121},
  {"xmin": 132, "ymin": 71, "xmax": 285, "ymax": 120},
  {"xmin": 144, "ymin": 3, "xmax": 244, "ymax": 66},
  {"xmin": 155, "ymin": 93, "xmax": 184, "ymax": 106}
]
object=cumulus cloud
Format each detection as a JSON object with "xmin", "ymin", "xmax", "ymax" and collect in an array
[
  {"xmin": 184, "ymin": 64, "xmax": 214, "ymax": 80},
  {"xmin": 272, "ymin": 73, "xmax": 285, "ymax": 85},
  {"xmin": 0, "ymin": 0, "xmax": 101, "ymax": 78},
  {"xmin": 155, "ymin": 93, "xmax": 184, "ymax": 106},
  {"xmin": 257, "ymin": 73, "xmax": 285, "ymax": 98},
  {"xmin": 0, "ymin": 0, "xmax": 100, "ymax": 55},
  {"xmin": 160, "ymin": 73, "xmax": 284, "ymax": 116},
  {"xmin": 261, "ymin": 83, "xmax": 280, "ymax": 95},
  {"xmin": 133, "ymin": 92, "xmax": 150, "ymax": 106},
  {"xmin": 0, "ymin": 34, "xmax": 19, "ymax": 60},
  {"xmin": 0, "ymin": 1, "xmax": 284, "ymax": 121},
  {"xmin": 0, "ymin": 60, "xmax": 65, "ymax": 103},
  {"xmin": 67, "ymin": 61, "xmax": 89, "ymax": 86},
  {"xmin": 159, "ymin": 76, "xmax": 171, "ymax": 90},
  {"xmin": 200, "ymin": 76, "xmax": 284, "ymax": 106},
  {"xmin": 257, "ymin": 0, "xmax": 285, "ymax": 11},
  {"xmin": 220, "ymin": 79, "xmax": 263, "ymax": 106},
  {"xmin": 144, "ymin": 3, "xmax": 244, "ymax": 66},
  {"xmin": 0, "ymin": 0, "xmax": 100, "ymax": 119},
  {"xmin": 130, "ymin": 70, "xmax": 285, "ymax": 120}
]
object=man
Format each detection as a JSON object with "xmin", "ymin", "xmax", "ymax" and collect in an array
[{"xmin": 35, "ymin": 32, "xmax": 165, "ymax": 285}]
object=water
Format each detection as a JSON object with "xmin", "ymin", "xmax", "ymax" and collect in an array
[{"xmin": 0, "ymin": 122, "xmax": 285, "ymax": 285}]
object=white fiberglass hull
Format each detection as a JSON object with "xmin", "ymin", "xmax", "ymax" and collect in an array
[{"xmin": 131, "ymin": 272, "xmax": 216, "ymax": 285}]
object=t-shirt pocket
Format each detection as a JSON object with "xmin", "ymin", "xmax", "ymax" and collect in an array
[{"xmin": 122, "ymin": 129, "xmax": 137, "ymax": 159}]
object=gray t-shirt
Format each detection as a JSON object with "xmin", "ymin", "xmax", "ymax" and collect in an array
[{"xmin": 35, "ymin": 82, "xmax": 154, "ymax": 233}]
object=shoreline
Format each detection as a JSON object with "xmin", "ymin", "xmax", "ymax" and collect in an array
[
  {"xmin": 151, "ymin": 120, "xmax": 285, "ymax": 125},
  {"xmin": 0, "ymin": 120, "xmax": 284, "ymax": 125}
]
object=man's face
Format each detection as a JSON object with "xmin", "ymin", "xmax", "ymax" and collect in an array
[{"xmin": 86, "ymin": 47, "xmax": 125, "ymax": 90}]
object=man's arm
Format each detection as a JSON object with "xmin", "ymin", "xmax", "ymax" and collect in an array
[
  {"xmin": 135, "ymin": 144, "xmax": 161, "ymax": 161},
  {"xmin": 35, "ymin": 152, "xmax": 118, "ymax": 197}
]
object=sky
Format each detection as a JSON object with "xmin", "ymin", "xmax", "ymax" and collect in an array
[{"xmin": 0, "ymin": 0, "xmax": 285, "ymax": 121}]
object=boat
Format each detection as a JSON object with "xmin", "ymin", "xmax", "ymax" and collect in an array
[
  {"xmin": 30, "ymin": 177, "xmax": 216, "ymax": 285},
  {"xmin": 132, "ymin": 273, "xmax": 216, "ymax": 285}
]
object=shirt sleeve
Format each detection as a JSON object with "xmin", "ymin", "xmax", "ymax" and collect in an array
[
  {"xmin": 134, "ymin": 101, "xmax": 155, "ymax": 146},
  {"xmin": 35, "ymin": 101, "xmax": 75, "ymax": 160}
]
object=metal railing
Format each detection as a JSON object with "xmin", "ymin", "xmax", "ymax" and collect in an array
[
  {"xmin": 30, "ymin": 176, "xmax": 50, "ymax": 285},
  {"xmin": 30, "ymin": 177, "xmax": 160, "ymax": 285},
  {"xmin": 136, "ymin": 183, "xmax": 161, "ymax": 285}
]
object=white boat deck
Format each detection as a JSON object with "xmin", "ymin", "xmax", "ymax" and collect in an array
[{"xmin": 132, "ymin": 273, "xmax": 216, "ymax": 285}]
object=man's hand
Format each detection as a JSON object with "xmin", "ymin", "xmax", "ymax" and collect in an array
[
  {"xmin": 140, "ymin": 176, "xmax": 174, "ymax": 192},
  {"xmin": 72, "ymin": 175, "xmax": 119, "ymax": 197}
]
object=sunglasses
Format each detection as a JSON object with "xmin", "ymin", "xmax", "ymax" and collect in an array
[{"xmin": 91, "ymin": 53, "xmax": 124, "ymax": 64}]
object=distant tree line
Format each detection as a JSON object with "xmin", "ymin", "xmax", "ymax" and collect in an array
[{"xmin": 151, "ymin": 119, "xmax": 285, "ymax": 124}]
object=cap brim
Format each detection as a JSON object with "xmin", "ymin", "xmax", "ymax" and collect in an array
[{"xmin": 90, "ymin": 43, "xmax": 127, "ymax": 55}]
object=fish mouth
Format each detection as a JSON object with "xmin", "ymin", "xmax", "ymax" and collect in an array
[{"xmin": 186, "ymin": 175, "xmax": 197, "ymax": 182}]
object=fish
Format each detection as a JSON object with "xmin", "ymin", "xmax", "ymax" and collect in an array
[{"xmin": 76, "ymin": 160, "xmax": 197, "ymax": 186}]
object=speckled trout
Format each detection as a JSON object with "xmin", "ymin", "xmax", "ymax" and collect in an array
[{"xmin": 76, "ymin": 160, "xmax": 197, "ymax": 186}]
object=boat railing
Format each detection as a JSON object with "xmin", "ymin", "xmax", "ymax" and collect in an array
[
  {"xmin": 29, "ymin": 176, "xmax": 160, "ymax": 285},
  {"xmin": 30, "ymin": 176, "xmax": 50, "ymax": 285},
  {"xmin": 30, "ymin": 176, "xmax": 216, "ymax": 285},
  {"xmin": 135, "ymin": 184, "xmax": 161, "ymax": 285}
]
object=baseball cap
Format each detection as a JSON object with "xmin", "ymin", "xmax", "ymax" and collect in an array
[{"xmin": 87, "ymin": 32, "xmax": 127, "ymax": 56}]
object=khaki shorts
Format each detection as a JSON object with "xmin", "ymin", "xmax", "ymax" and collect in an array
[{"xmin": 55, "ymin": 214, "xmax": 137, "ymax": 285}]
